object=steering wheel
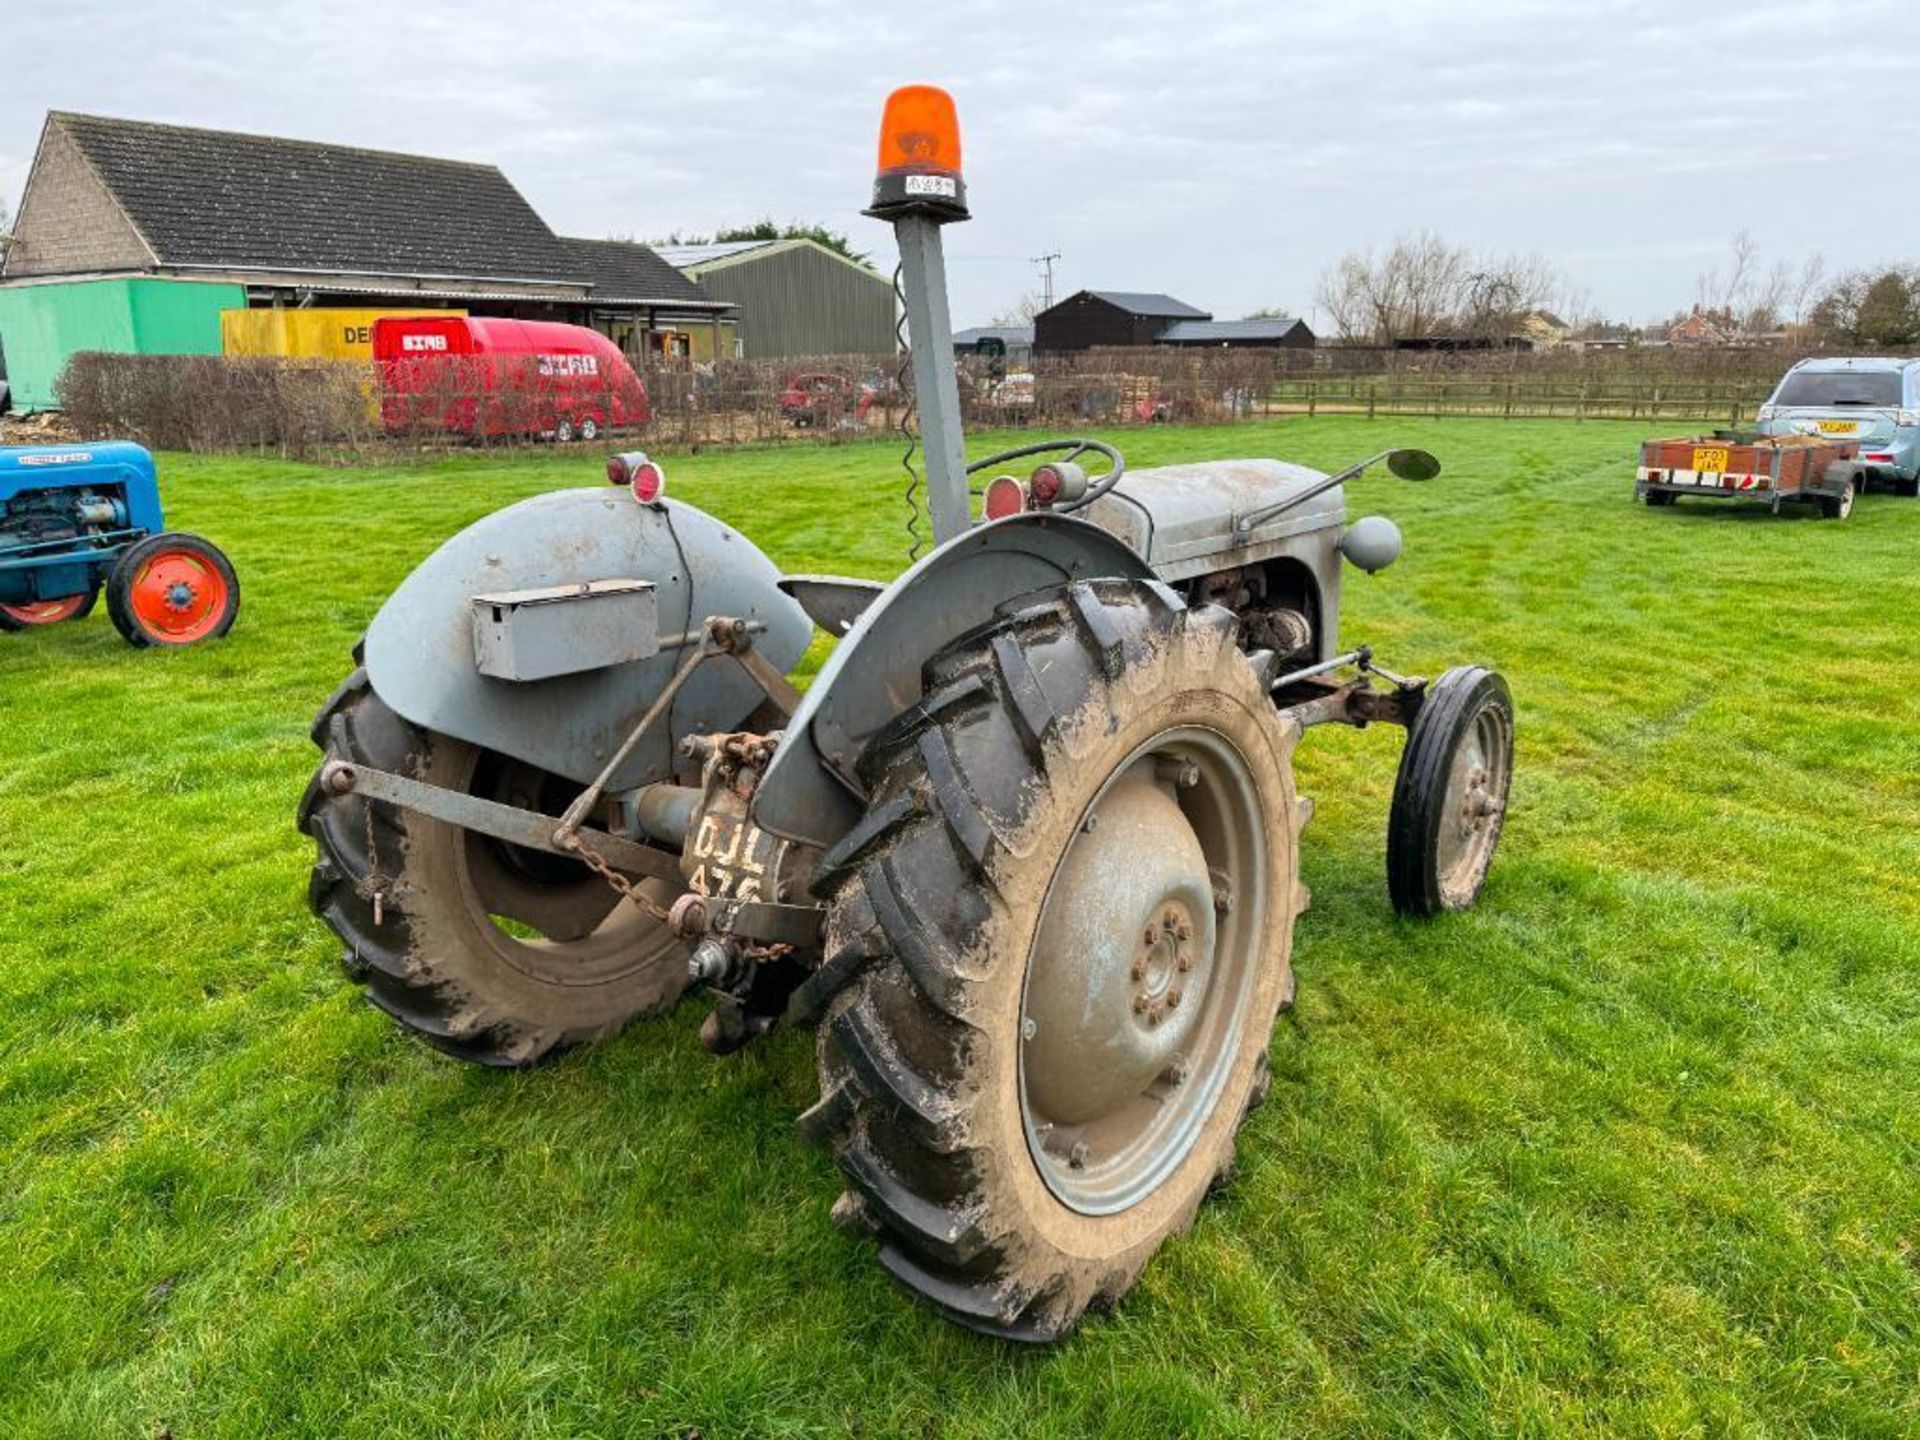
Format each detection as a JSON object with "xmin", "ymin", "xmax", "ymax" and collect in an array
[{"xmin": 966, "ymin": 437, "xmax": 1126, "ymax": 513}]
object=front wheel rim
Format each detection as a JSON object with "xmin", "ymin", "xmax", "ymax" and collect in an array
[
  {"xmin": 1435, "ymin": 702, "xmax": 1511, "ymax": 904},
  {"xmin": 1019, "ymin": 726, "xmax": 1269, "ymax": 1216},
  {"xmin": 129, "ymin": 551, "xmax": 229, "ymax": 642}
]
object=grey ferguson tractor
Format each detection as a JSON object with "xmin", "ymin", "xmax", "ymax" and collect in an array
[{"xmin": 298, "ymin": 85, "xmax": 1514, "ymax": 1341}]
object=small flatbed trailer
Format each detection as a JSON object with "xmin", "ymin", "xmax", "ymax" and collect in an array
[{"xmin": 1636, "ymin": 431, "xmax": 1860, "ymax": 518}]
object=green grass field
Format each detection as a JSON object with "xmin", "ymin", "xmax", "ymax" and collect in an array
[{"xmin": 2, "ymin": 418, "xmax": 1917, "ymax": 1437}]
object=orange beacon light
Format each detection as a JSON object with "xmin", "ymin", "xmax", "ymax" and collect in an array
[{"xmin": 868, "ymin": 84, "xmax": 969, "ymax": 222}]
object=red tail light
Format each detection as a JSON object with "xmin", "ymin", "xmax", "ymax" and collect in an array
[
  {"xmin": 630, "ymin": 459, "xmax": 665, "ymax": 504},
  {"xmin": 607, "ymin": 451, "xmax": 665, "ymax": 503},
  {"xmin": 983, "ymin": 475, "xmax": 1026, "ymax": 520}
]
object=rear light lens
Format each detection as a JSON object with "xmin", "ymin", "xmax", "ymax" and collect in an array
[
  {"xmin": 1864, "ymin": 451, "xmax": 1893, "ymax": 462},
  {"xmin": 630, "ymin": 460, "xmax": 666, "ymax": 504},
  {"xmin": 983, "ymin": 475, "xmax": 1026, "ymax": 519},
  {"xmin": 607, "ymin": 451, "xmax": 665, "ymax": 503},
  {"xmin": 1028, "ymin": 460, "xmax": 1088, "ymax": 508}
]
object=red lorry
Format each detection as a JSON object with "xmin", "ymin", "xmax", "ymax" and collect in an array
[{"xmin": 374, "ymin": 316, "xmax": 649, "ymax": 442}]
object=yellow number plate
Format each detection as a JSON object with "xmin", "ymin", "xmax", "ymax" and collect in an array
[
  {"xmin": 1817, "ymin": 419, "xmax": 1857, "ymax": 434},
  {"xmin": 1692, "ymin": 447, "xmax": 1729, "ymax": 473}
]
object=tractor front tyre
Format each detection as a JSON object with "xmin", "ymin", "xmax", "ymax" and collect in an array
[
  {"xmin": 1387, "ymin": 665, "xmax": 1514, "ymax": 917},
  {"xmin": 106, "ymin": 533, "xmax": 240, "ymax": 647},
  {"xmin": 298, "ymin": 666, "xmax": 690, "ymax": 1066},
  {"xmin": 799, "ymin": 579, "xmax": 1304, "ymax": 1340},
  {"xmin": 0, "ymin": 587, "xmax": 98, "ymax": 630}
]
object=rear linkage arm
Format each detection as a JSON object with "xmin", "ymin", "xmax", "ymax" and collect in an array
[{"xmin": 320, "ymin": 615, "xmax": 820, "ymax": 939}]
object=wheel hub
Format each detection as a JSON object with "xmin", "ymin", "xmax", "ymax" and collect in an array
[
  {"xmin": 1018, "ymin": 727, "xmax": 1269, "ymax": 1217},
  {"xmin": 1022, "ymin": 773, "xmax": 1216, "ymax": 1128}
]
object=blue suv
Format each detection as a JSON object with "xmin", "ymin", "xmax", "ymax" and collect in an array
[{"xmin": 1757, "ymin": 357, "xmax": 1920, "ymax": 497}]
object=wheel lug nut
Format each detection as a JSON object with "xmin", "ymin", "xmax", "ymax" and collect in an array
[
  {"xmin": 1144, "ymin": 926, "xmax": 1160, "ymax": 945},
  {"xmin": 1132, "ymin": 994, "xmax": 1149, "ymax": 1014},
  {"xmin": 1166, "ymin": 988, "xmax": 1183, "ymax": 1010}
]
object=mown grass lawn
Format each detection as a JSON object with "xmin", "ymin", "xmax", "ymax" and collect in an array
[{"xmin": 1, "ymin": 416, "xmax": 1916, "ymax": 1438}]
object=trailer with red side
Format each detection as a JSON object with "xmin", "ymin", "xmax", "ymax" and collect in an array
[
  {"xmin": 374, "ymin": 316, "xmax": 649, "ymax": 443},
  {"xmin": 1635, "ymin": 432, "xmax": 1861, "ymax": 519}
]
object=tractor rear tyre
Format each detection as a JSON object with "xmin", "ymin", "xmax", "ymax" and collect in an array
[
  {"xmin": 799, "ymin": 579, "xmax": 1303, "ymax": 1340},
  {"xmin": 299, "ymin": 666, "xmax": 690, "ymax": 1066},
  {"xmin": 1387, "ymin": 665, "xmax": 1513, "ymax": 916},
  {"xmin": 0, "ymin": 586, "xmax": 98, "ymax": 630}
]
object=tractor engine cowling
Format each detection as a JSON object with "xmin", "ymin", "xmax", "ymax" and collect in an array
[{"xmin": 1077, "ymin": 459, "xmax": 1348, "ymax": 665}]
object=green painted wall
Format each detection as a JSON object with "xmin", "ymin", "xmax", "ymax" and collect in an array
[{"xmin": 0, "ymin": 278, "xmax": 243, "ymax": 409}]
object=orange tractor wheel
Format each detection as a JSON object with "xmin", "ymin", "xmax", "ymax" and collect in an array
[
  {"xmin": 106, "ymin": 533, "xmax": 241, "ymax": 648},
  {"xmin": 0, "ymin": 588, "xmax": 99, "ymax": 631}
]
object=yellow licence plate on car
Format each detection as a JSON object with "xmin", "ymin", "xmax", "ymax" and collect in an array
[
  {"xmin": 1817, "ymin": 419, "xmax": 1858, "ymax": 434},
  {"xmin": 1692, "ymin": 447, "xmax": 1729, "ymax": 473}
]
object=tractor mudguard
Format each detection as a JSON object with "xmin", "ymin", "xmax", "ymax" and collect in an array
[
  {"xmin": 363, "ymin": 487, "xmax": 810, "ymax": 791},
  {"xmin": 751, "ymin": 512, "xmax": 1156, "ymax": 850}
]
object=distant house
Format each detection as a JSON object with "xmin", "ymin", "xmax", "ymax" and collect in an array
[
  {"xmin": 655, "ymin": 238, "xmax": 895, "ymax": 359},
  {"xmin": 0, "ymin": 110, "xmax": 730, "ymax": 408},
  {"xmin": 953, "ymin": 324, "xmax": 1034, "ymax": 366},
  {"xmin": 1667, "ymin": 306, "xmax": 1738, "ymax": 347},
  {"xmin": 1034, "ymin": 290, "xmax": 1209, "ymax": 351},
  {"xmin": 1158, "ymin": 316, "xmax": 1315, "ymax": 350}
]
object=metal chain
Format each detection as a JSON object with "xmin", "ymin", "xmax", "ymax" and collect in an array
[
  {"xmin": 359, "ymin": 797, "xmax": 388, "ymax": 928},
  {"xmin": 562, "ymin": 831, "xmax": 672, "ymax": 922}
]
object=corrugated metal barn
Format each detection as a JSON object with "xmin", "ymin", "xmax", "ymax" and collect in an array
[{"xmin": 656, "ymin": 239, "xmax": 896, "ymax": 359}]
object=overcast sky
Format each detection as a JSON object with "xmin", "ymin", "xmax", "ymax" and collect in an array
[{"xmin": 3, "ymin": 0, "xmax": 1915, "ymax": 329}]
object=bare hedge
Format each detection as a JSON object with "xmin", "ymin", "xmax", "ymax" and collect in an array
[{"xmin": 53, "ymin": 341, "xmax": 1855, "ymax": 460}]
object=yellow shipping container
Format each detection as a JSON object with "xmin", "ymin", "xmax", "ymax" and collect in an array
[{"xmin": 220, "ymin": 307, "xmax": 463, "ymax": 361}]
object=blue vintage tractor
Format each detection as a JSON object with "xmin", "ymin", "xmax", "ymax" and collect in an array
[{"xmin": 0, "ymin": 442, "xmax": 239, "ymax": 645}]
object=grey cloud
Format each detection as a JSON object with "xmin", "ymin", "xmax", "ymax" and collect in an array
[{"xmin": 2, "ymin": 0, "xmax": 1913, "ymax": 327}]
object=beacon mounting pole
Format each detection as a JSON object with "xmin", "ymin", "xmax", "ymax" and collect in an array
[{"xmin": 867, "ymin": 86, "xmax": 973, "ymax": 546}]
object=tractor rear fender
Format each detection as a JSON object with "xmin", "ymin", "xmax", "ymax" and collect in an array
[
  {"xmin": 751, "ymin": 513, "xmax": 1157, "ymax": 850},
  {"xmin": 363, "ymin": 487, "xmax": 811, "ymax": 791}
]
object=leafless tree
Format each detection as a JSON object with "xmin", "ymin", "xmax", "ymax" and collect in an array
[
  {"xmin": 1787, "ymin": 255, "xmax": 1827, "ymax": 334},
  {"xmin": 989, "ymin": 295, "xmax": 1043, "ymax": 326},
  {"xmin": 1315, "ymin": 234, "xmax": 1558, "ymax": 344}
]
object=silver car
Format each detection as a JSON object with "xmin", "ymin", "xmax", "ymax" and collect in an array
[{"xmin": 1757, "ymin": 357, "xmax": 1920, "ymax": 497}]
